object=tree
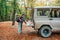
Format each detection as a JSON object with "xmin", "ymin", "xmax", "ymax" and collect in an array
[
  {"xmin": 0, "ymin": 0, "xmax": 20, "ymax": 22},
  {"xmin": 0, "ymin": 0, "xmax": 7, "ymax": 21},
  {"xmin": 55, "ymin": 0, "xmax": 60, "ymax": 6},
  {"xmin": 26, "ymin": 0, "xmax": 35, "ymax": 20},
  {"xmin": 12, "ymin": 0, "xmax": 17, "ymax": 25}
]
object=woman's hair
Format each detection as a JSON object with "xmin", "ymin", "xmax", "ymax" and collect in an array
[{"xmin": 22, "ymin": 14, "xmax": 25, "ymax": 16}]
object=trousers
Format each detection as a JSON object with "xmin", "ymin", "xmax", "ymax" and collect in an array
[{"xmin": 18, "ymin": 22, "xmax": 22, "ymax": 34}]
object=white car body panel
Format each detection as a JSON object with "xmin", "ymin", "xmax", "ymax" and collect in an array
[{"xmin": 32, "ymin": 7, "xmax": 60, "ymax": 32}]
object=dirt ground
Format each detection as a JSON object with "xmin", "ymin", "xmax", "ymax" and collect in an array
[{"xmin": 0, "ymin": 21, "xmax": 60, "ymax": 40}]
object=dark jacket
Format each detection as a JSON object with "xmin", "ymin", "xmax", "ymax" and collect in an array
[{"xmin": 17, "ymin": 16, "xmax": 25, "ymax": 23}]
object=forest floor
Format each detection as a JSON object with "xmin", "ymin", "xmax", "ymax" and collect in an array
[{"xmin": 0, "ymin": 21, "xmax": 60, "ymax": 40}]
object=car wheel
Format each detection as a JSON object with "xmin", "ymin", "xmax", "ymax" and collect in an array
[{"xmin": 39, "ymin": 26, "xmax": 52, "ymax": 38}]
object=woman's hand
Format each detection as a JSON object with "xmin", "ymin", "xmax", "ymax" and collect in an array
[{"xmin": 24, "ymin": 20, "xmax": 27, "ymax": 24}]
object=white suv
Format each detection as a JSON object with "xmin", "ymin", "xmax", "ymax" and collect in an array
[{"xmin": 31, "ymin": 6, "xmax": 60, "ymax": 37}]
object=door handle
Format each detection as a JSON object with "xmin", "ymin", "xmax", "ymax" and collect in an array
[{"xmin": 49, "ymin": 19, "xmax": 53, "ymax": 20}]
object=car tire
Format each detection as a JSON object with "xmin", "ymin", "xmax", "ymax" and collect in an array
[{"xmin": 39, "ymin": 26, "xmax": 52, "ymax": 38}]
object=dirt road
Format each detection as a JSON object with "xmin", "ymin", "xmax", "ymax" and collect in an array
[{"xmin": 0, "ymin": 21, "xmax": 60, "ymax": 40}]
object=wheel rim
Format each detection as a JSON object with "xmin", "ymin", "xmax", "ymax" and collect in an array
[{"xmin": 43, "ymin": 29, "xmax": 49, "ymax": 36}]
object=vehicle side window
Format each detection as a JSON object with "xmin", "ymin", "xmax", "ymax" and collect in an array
[
  {"xmin": 59, "ymin": 12, "xmax": 60, "ymax": 17},
  {"xmin": 54, "ymin": 10, "xmax": 57, "ymax": 17},
  {"xmin": 37, "ymin": 11, "xmax": 42, "ymax": 16},
  {"xmin": 50, "ymin": 10, "xmax": 59, "ymax": 18},
  {"xmin": 37, "ymin": 10, "xmax": 49, "ymax": 16},
  {"xmin": 58, "ymin": 10, "xmax": 60, "ymax": 17}
]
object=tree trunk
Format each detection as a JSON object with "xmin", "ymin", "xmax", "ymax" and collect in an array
[
  {"xmin": 12, "ymin": 9, "xmax": 16, "ymax": 25},
  {"xmin": 12, "ymin": 0, "xmax": 16, "ymax": 25}
]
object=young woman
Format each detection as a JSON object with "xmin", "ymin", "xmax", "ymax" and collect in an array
[{"xmin": 17, "ymin": 14, "xmax": 26, "ymax": 34}]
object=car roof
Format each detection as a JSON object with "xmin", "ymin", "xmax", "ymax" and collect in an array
[{"xmin": 34, "ymin": 6, "xmax": 60, "ymax": 9}]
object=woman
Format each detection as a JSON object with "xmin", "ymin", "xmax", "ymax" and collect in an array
[{"xmin": 17, "ymin": 14, "xmax": 26, "ymax": 34}]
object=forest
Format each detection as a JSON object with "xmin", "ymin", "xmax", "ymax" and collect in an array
[{"xmin": 0, "ymin": 0, "xmax": 60, "ymax": 25}]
